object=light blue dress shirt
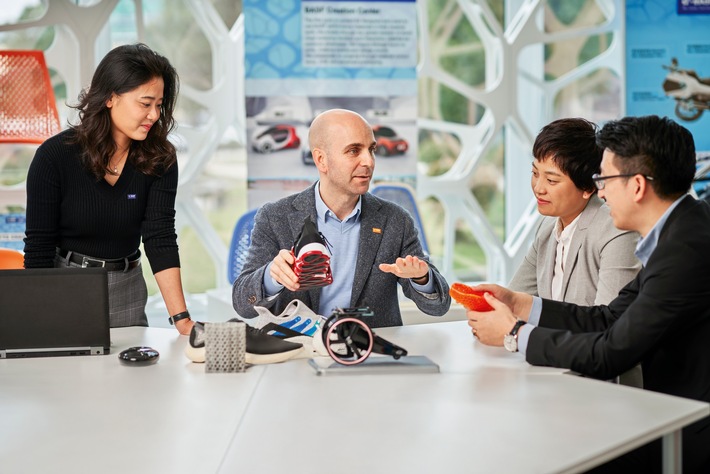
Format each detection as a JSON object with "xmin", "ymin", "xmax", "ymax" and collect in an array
[
  {"xmin": 517, "ymin": 195, "xmax": 687, "ymax": 354},
  {"xmin": 263, "ymin": 182, "xmax": 433, "ymax": 316},
  {"xmin": 315, "ymin": 184, "xmax": 362, "ymax": 315}
]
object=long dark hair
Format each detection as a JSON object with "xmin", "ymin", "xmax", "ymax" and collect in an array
[{"xmin": 69, "ymin": 43, "xmax": 179, "ymax": 179}]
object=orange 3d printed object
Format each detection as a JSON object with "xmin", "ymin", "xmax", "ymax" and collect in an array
[{"xmin": 449, "ymin": 283, "xmax": 494, "ymax": 312}]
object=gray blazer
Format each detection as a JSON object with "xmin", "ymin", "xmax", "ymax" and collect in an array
[
  {"xmin": 232, "ymin": 183, "xmax": 451, "ymax": 327},
  {"xmin": 509, "ymin": 195, "xmax": 641, "ymax": 306}
]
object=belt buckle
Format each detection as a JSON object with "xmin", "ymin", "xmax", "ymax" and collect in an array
[{"xmin": 81, "ymin": 256, "xmax": 106, "ymax": 268}]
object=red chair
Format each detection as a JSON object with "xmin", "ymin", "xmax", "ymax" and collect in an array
[
  {"xmin": 0, "ymin": 248, "xmax": 24, "ymax": 269},
  {"xmin": 0, "ymin": 50, "xmax": 61, "ymax": 144}
]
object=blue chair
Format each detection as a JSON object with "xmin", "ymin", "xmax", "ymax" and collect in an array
[
  {"xmin": 227, "ymin": 208, "xmax": 258, "ymax": 284},
  {"xmin": 370, "ymin": 183, "xmax": 429, "ymax": 254}
]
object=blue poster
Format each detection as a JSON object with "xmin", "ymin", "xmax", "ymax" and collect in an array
[
  {"xmin": 244, "ymin": 0, "xmax": 419, "ymax": 208},
  {"xmin": 245, "ymin": 0, "xmax": 416, "ymax": 93},
  {"xmin": 626, "ymin": 0, "xmax": 710, "ymax": 151},
  {"xmin": 0, "ymin": 213, "xmax": 25, "ymax": 250}
]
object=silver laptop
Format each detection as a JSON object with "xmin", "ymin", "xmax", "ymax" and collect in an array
[{"xmin": 0, "ymin": 267, "xmax": 111, "ymax": 358}]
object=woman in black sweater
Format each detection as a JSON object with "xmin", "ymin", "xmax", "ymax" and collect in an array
[{"xmin": 24, "ymin": 43, "xmax": 193, "ymax": 335}]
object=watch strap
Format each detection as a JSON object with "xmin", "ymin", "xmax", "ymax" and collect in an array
[
  {"xmin": 504, "ymin": 319, "xmax": 526, "ymax": 353},
  {"xmin": 168, "ymin": 311, "xmax": 191, "ymax": 326},
  {"xmin": 509, "ymin": 319, "xmax": 526, "ymax": 337}
]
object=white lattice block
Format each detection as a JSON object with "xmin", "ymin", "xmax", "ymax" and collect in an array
[{"xmin": 205, "ymin": 321, "xmax": 246, "ymax": 373}]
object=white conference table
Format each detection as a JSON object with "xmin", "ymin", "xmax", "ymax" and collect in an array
[{"xmin": 1, "ymin": 321, "xmax": 707, "ymax": 474}]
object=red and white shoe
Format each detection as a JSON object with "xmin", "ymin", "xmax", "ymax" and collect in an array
[{"xmin": 291, "ymin": 217, "xmax": 332, "ymax": 290}]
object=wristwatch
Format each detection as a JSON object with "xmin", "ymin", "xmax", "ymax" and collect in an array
[
  {"xmin": 503, "ymin": 319, "xmax": 526, "ymax": 352},
  {"xmin": 168, "ymin": 311, "xmax": 191, "ymax": 326}
]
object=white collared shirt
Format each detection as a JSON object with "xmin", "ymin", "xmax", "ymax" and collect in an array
[{"xmin": 551, "ymin": 215, "xmax": 580, "ymax": 301}]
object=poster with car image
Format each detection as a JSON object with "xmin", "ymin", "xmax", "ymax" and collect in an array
[
  {"xmin": 244, "ymin": 0, "xmax": 418, "ymax": 208},
  {"xmin": 625, "ymin": 1, "xmax": 710, "ymax": 151}
]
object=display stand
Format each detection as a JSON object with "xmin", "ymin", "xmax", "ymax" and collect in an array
[{"xmin": 308, "ymin": 355, "xmax": 439, "ymax": 375}]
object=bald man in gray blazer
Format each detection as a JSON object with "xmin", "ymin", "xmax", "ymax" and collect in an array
[{"xmin": 233, "ymin": 109, "xmax": 450, "ymax": 327}]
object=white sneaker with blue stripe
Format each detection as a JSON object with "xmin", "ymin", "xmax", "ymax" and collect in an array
[{"xmin": 252, "ymin": 299, "xmax": 328, "ymax": 357}]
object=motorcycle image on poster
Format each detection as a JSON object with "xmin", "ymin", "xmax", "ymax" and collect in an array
[{"xmin": 662, "ymin": 58, "xmax": 710, "ymax": 122}]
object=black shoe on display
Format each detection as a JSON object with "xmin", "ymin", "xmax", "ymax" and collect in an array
[{"xmin": 185, "ymin": 319, "xmax": 304, "ymax": 365}]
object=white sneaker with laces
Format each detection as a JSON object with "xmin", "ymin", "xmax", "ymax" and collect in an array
[{"xmin": 252, "ymin": 300, "xmax": 329, "ymax": 357}]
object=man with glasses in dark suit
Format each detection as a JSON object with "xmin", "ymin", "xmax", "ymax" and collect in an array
[{"xmin": 468, "ymin": 115, "xmax": 710, "ymax": 473}]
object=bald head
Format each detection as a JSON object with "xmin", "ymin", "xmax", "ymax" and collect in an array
[
  {"xmin": 308, "ymin": 109, "xmax": 371, "ymax": 154},
  {"xmin": 307, "ymin": 108, "xmax": 376, "ymax": 216}
]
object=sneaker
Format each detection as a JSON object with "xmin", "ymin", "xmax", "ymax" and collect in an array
[
  {"xmin": 292, "ymin": 217, "xmax": 333, "ymax": 290},
  {"xmin": 253, "ymin": 299, "xmax": 320, "ymax": 337},
  {"xmin": 185, "ymin": 319, "xmax": 304, "ymax": 365},
  {"xmin": 253, "ymin": 300, "xmax": 329, "ymax": 357}
]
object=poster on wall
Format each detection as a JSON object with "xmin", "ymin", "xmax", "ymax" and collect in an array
[
  {"xmin": 626, "ymin": 0, "xmax": 710, "ymax": 200},
  {"xmin": 625, "ymin": 0, "xmax": 710, "ymax": 151},
  {"xmin": 0, "ymin": 212, "xmax": 25, "ymax": 250},
  {"xmin": 244, "ymin": 0, "xmax": 418, "ymax": 209}
]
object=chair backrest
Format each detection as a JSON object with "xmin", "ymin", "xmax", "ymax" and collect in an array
[
  {"xmin": 0, "ymin": 248, "xmax": 25, "ymax": 269},
  {"xmin": 227, "ymin": 208, "xmax": 258, "ymax": 284},
  {"xmin": 0, "ymin": 50, "xmax": 61, "ymax": 144},
  {"xmin": 370, "ymin": 183, "xmax": 429, "ymax": 254}
]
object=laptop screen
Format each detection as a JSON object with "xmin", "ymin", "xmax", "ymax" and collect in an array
[{"xmin": 0, "ymin": 267, "xmax": 111, "ymax": 358}]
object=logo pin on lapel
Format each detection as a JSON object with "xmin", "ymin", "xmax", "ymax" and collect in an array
[{"xmin": 372, "ymin": 228, "xmax": 382, "ymax": 234}]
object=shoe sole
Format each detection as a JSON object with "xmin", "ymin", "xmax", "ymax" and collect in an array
[
  {"xmin": 184, "ymin": 344, "xmax": 303, "ymax": 365},
  {"xmin": 281, "ymin": 335, "xmax": 326, "ymax": 358},
  {"xmin": 185, "ymin": 344, "xmax": 206, "ymax": 363},
  {"xmin": 449, "ymin": 282, "xmax": 494, "ymax": 312},
  {"xmin": 246, "ymin": 345, "xmax": 304, "ymax": 364}
]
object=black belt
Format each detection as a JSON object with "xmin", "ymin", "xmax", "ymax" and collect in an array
[{"xmin": 57, "ymin": 248, "xmax": 141, "ymax": 272}]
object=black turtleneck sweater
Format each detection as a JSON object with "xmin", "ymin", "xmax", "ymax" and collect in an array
[{"xmin": 24, "ymin": 129, "xmax": 180, "ymax": 274}]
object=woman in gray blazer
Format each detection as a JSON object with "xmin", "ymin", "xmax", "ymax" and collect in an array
[{"xmin": 508, "ymin": 118, "xmax": 641, "ymax": 385}]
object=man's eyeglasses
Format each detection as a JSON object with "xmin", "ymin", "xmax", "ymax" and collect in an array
[{"xmin": 591, "ymin": 173, "xmax": 654, "ymax": 190}]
